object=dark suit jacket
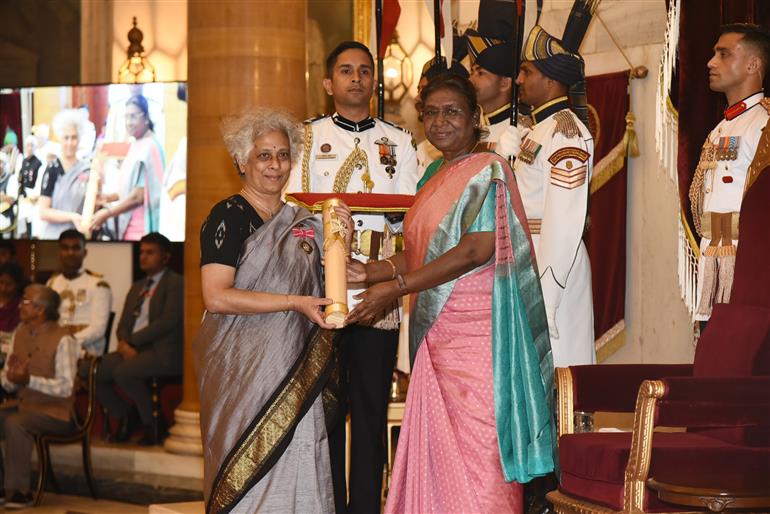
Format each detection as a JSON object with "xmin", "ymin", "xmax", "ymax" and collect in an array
[{"xmin": 117, "ymin": 268, "xmax": 183, "ymax": 373}]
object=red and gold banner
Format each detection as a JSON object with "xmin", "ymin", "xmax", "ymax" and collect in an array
[{"xmin": 585, "ymin": 70, "xmax": 635, "ymax": 361}]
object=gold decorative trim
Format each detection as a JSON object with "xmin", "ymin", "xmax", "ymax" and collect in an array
[
  {"xmin": 284, "ymin": 195, "xmax": 410, "ymax": 214},
  {"xmin": 555, "ymin": 367, "xmax": 574, "ymax": 437},
  {"xmin": 208, "ymin": 330, "xmax": 334, "ymax": 513},
  {"xmin": 353, "ymin": 0, "xmax": 371, "ymax": 46},
  {"xmin": 745, "ymin": 116, "xmax": 770, "ymax": 194},
  {"xmin": 595, "ymin": 320, "xmax": 625, "ymax": 363},
  {"xmin": 622, "ymin": 379, "xmax": 666, "ymax": 513},
  {"xmin": 301, "ymin": 123, "xmax": 313, "ymax": 193},
  {"xmin": 333, "ymin": 139, "xmax": 371, "ymax": 193},
  {"xmin": 590, "ymin": 138, "xmax": 626, "ymax": 194},
  {"xmin": 680, "ymin": 209, "xmax": 701, "ymax": 259},
  {"xmin": 546, "ymin": 490, "xmax": 615, "ymax": 513}
]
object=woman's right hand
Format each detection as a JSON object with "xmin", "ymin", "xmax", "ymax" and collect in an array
[
  {"xmin": 290, "ymin": 295, "xmax": 336, "ymax": 330},
  {"xmin": 347, "ymin": 257, "xmax": 368, "ymax": 284}
]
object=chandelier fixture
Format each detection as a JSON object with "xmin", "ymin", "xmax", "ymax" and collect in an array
[
  {"xmin": 382, "ymin": 31, "xmax": 413, "ymax": 103},
  {"xmin": 117, "ymin": 17, "xmax": 156, "ymax": 84}
]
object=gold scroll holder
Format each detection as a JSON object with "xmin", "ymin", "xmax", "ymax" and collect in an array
[{"xmin": 322, "ymin": 198, "xmax": 348, "ymax": 328}]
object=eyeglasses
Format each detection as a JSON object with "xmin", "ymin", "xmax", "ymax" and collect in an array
[
  {"xmin": 20, "ymin": 298, "xmax": 36, "ymax": 306},
  {"xmin": 422, "ymin": 107, "xmax": 465, "ymax": 121}
]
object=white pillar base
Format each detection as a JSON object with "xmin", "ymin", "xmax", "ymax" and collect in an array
[{"xmin": 164, "ymin": 408, "xmax": 203, "ymax": 456}]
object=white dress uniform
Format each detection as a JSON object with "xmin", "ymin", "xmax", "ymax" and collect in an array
[
  {"xmin": 286, "ymin": 113, "xmax": 419, "ymax": 305},
  {"xmin": 416, "ymin": 139, "xmax": 441, "ymax": 179},
  {"xmin": 510, "ymin": 97, "xmax": 595, "ymax": 367},
  {"xmin": 480, "ymin": 103, "xmax": 513, "ymax": 147},
  {"xmin": 690, "ymin": 92, "xmax": 770, "ymax": 321},
  {"xmin": 47, "ymin": 269, "xmax": 112, "ymax": 357}
]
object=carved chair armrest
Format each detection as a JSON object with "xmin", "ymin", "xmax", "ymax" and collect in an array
[{"xmin": 555, "ymin": 364, "xmax": 693, "ymax": 436}]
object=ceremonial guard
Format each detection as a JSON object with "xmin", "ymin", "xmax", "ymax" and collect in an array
[
  {"xmin": 286, "ymin": 40, "xmax": 418, "ymax": 514},
  {"xmin": 689, "ymin": 23, "xmax": 770, "ymax": 321},
  {"xmin": 499, "ymin": 6, "xmax": 598, "ymax": 368},
  {"xmin": 47, "ymin": 230, "xmax": 112, "ymax": 357},
  {"xmin": 465, "ymin": 0, "xmax": 520, "ymax": 148}
]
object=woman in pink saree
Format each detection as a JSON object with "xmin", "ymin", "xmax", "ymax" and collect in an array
[{"xmin": 347, "ymin": 74, "xmax": 555, "ymax": 513}]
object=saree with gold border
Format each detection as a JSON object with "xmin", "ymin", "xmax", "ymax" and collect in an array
[
  {"xmin": 385, "ymin": 152, "xmax": 554, "ymax": 513},
  {"xmin": 193, "ymin": 204, "xmax": 337, "ymax": 514}
]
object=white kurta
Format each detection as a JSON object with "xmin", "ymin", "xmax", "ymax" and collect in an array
[
  {"xmin": 512, "ymin": 106, "xmax": 595, "ymax": 367},
  {"xmin": 692, "ymin": 92, "xmax": 769, "ymax": 321}
]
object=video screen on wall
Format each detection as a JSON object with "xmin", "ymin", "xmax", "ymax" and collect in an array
[{"xmin": 0, "ymin": 82, "xmax": 187, "ymax": 242}]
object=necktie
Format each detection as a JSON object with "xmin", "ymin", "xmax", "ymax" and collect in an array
[{"xmin": 132, "ymin": 278, "xmax": 154, "ymax": 318}]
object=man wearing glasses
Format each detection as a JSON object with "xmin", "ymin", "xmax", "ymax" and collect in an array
[{"xmin": 1, "ymin": 285, "xmax": 78, "ymax": 509}]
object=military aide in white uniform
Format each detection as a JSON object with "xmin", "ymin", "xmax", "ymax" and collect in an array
[
  {"xmin": 688, "ymin": 25, "xmax": 770, "ymax": 321},
  {"xmin": 499, "ymin": 25, "xmax": 596, "ymax": 367},
  {"xmin": 285, "ymin": 41, "xmax": 418, "ymax": 514},
  {"xmin": 46, "ymin": 231, "xmax": 112, "ymax": 357}
]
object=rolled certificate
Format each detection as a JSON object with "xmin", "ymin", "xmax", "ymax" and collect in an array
[{"xmin": 322, "ymin": 198, "xmax": 348, "ymax": 328}]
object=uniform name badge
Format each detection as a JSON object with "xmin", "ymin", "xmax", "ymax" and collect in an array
[{"xmin": 374, "ymin": 137, "xmax": 397, "ymax": 179}]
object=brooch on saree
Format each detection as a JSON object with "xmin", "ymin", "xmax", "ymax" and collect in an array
[{"xmin": 293, "ymin": 226, "xmax": 315, "ymax": 254}]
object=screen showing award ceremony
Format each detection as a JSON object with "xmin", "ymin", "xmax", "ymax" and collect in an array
[{"xmin": 0, "ymin": 81, "xmax": 187, "ymax": 242}]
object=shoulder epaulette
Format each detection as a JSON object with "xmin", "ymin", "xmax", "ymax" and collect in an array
[
  {"xmin": 96, "ymin": 280, "xmax": 111, "ymax": 288},
  {"xmin": 47, "ymin": 272, "xmax": 61, "ymax": 284},
  {"xmin": 85, "ymin": 269, "xmax": 104, "ymax": 278},
  {"xmin": 381, "ymin": 119, "xmax": 413, "ymax": 136},
  {"xmin": 304, "ymin": 114, "xmax": 329, "ymax": 125},
  {"xmin": 553, "ymin": 110, "xmax": 581, "ymax": 139},
  {"xmin": 761, "ymin": 97, "xmax": 770, "ymax": 115}
]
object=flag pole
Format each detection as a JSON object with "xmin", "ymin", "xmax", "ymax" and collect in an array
[{"xmin": 376, "ymin": 0, "xmax": 385, "ymax": 119}]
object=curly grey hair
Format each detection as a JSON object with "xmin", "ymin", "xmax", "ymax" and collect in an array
[
  {"xmin": 220, "ymin": 107, "xmax": 302, "ymax": 170},
  {"xmin": 52, "ymin": 108, "xmax": 85, "ymax": 138}
]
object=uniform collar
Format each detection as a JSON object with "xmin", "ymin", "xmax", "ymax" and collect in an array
[
  {"xmin": 484, "ymin": 103, "xmax": 512, "ymax": 126},
  {"xmin": 530, "ymin": 96, "xmax": 570, "ymax": 125},
  {"xmin": 332, "ymin": 112, "xmax": 376, "ymax": 132},
  {"xmin": 724, "ymin": 91, "xmax": 764, "ymax": 120}
]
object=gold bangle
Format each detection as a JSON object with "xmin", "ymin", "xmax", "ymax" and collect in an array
[
  {"xmin": 285, "ymin": 294, "xmax": 295, "ymax": 311},
  {"xmin": 383, "ymin": 258, "xmax": 397, "ymax": 280}
]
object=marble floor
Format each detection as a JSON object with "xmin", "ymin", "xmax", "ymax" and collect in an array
[{"xmin": 7, "ymin": 493, "xmax": 146, "ymax": 513}]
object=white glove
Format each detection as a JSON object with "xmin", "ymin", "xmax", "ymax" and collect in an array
[
  {"xmin": 497, "ymin": 124, "xmax": 529, "ymax": 161},
  {"xmin": 546, "ymin": 306, "xmax": 559, "ymax": 340}
]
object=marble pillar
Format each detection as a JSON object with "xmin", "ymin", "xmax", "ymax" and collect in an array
[{"xmin": 164, "ymin": 0, "xmax": 308, "ymax": 456}]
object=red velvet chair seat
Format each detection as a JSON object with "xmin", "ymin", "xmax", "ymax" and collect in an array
[{"xmin": 559, "ymin": 432, "xmax": 770, "ymax": 512}]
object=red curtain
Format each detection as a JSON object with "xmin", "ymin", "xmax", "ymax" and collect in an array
[
  {"xmin": 676, "ymin": 0, "xmax": 770, "ymax": 234},
  {"xmin": 585, "ymin": 70, "xmax": 630, "ymax": 349}
]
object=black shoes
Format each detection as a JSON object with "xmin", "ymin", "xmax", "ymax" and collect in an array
[
  {"xmin": 137, "ymin": 416, "xmax": 168, "ymax": 446},
  {"xmin": 107, "ymin": 406, "xmax": 140, "ymax": 443},
  {"xmin": 6, "ymin": 490, "xmax": 34, "ymax": 509}
]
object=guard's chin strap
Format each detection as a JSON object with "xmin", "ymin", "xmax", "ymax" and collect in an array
[{"xmin": 536, "ymin": 0, "xmax": 543, "ymax": 24}]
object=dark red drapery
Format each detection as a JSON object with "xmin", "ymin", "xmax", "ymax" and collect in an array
[{"xmin": 585, "ymin": 70, "xmax": 631, "ymax": 357}]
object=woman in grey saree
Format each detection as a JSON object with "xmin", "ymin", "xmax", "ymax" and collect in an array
[{"xmin": 193, "ymin": 107, "xmax": 348, "ymax": 514}]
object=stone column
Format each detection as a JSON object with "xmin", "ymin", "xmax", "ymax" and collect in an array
[
  {"xmin": 80, "ymin": 0, "xmax": 114, "ymax": 84},
  {"xmin": 164, "ymin": 0, "xmax": 308, "ymax": 456}
]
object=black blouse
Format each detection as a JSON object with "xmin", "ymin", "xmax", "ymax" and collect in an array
[{"xmin": 200, "ymin": 194, "xmax": 264, "ymax": 267}]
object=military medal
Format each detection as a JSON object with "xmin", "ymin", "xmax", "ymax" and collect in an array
[
  {"xmin": 518, "ymin": 138, "xmax": 542, "ymax": 165},
  {"xmin": 375, "ymin": 137, "xmax": 398, "ymax": 178},
  {"xmin": 292, "ymin": 226, "xmax": 315, "ymax": 254},
  {"xmin": 716, "ymin": 136, "xmax": 740, "ymax": 161}
]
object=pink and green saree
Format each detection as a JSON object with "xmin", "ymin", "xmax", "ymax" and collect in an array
[{"xmin": 385, "ymin": 152, "xmax": 554, "ymax": 513}]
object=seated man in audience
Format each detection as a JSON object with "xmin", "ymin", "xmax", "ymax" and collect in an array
[
  {"xmin": 47, "ymin": 229, "xmax": 112, "ymax": 357},
  {"xmin": 0, "ymin": 285, "xmax": 78, "ymax": 509},
  {"xmin": 96, "ymin": 232, "xmax": 183, "ymax": 446}
]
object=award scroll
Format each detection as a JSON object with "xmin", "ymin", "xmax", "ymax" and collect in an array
[{"xmin": 322, "ymin": 198, "xmax": 348, "ymax": 328}]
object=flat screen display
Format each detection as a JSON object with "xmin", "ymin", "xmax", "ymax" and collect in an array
[{"xmin": 0, "ymin": 82, "xmax": 187, "ymax": 241}]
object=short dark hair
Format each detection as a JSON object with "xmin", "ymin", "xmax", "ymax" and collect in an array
[
  {"xmin": 26, "ymin": 284, "xmax": 61, "ymax": 322},
  {"xmin": 140, "ymin": 232, "xmax": 172, "ymax": 254},
  {"xmin": 420, "ymin": 73, "xmax": 483, "ymax": 141},
  {"xmin": 720, "ymin": 23, "xmax": 770, "ymax": 78},
  {"xmin": 0, "ymin": 240, "xmax": 15, "ymax": 257},
  {"xmin": 326, "ymin": 41, "xmax": 375, "ymax": 78},
  {"xmin": 59, "ymin": 229, "xmax": 86, "ymax": 246},
  {"xmin": 0, "ymin": 262, "xmax": 25, "ymax": 297},
  {"xmin": 126, "ymin": 94, "xmax": 155, "ymax": 131}
]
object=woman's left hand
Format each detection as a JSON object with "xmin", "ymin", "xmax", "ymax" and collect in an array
[
  {"xmin": 346, "ymin": 280, "xmax": 400, "ymax": 325},
  {"xmin": 90, "ymin": 208, "xmax": 110, "ymax": 230}
]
